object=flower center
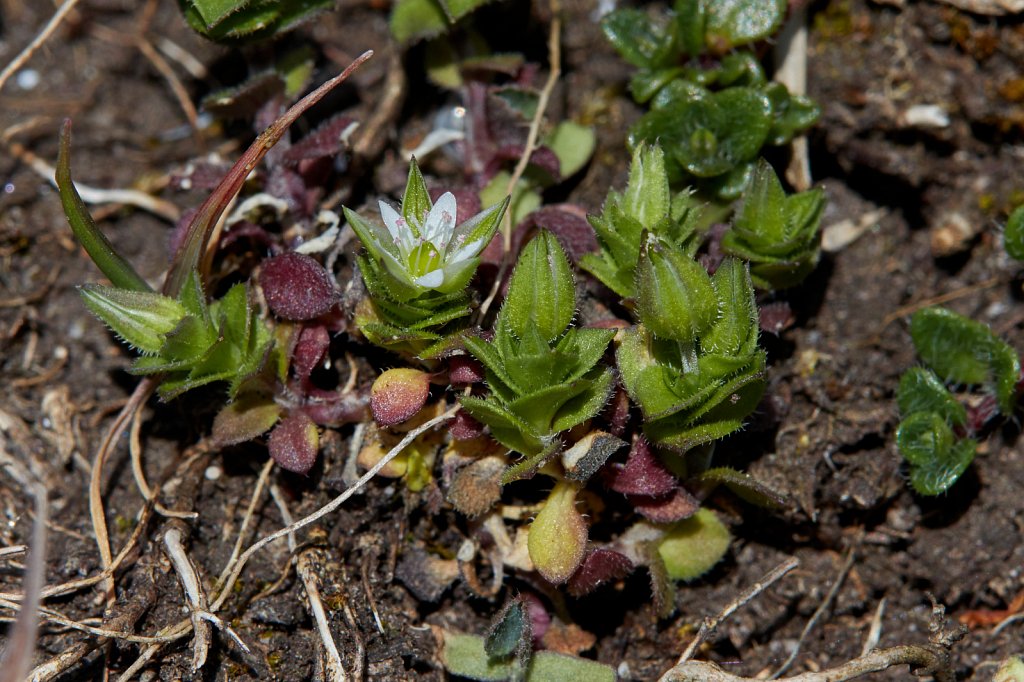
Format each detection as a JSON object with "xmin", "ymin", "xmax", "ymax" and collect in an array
[{"xmin": 407, "ymin": 241, "xmax": 442, "ymax": 276}]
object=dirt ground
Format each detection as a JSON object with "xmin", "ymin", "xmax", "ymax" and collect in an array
[{"xmin": 2, "ymin": 0, "xmax": 1024, "ymax": 680}]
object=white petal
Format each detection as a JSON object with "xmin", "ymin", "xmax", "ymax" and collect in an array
[
  {"xmin": 423, "ymin": 191, "xmax": 457, "ymax": 246},
  {"xmin": 378, "ymin": 247, "xmax": 418, "ymax": 287},
  {"xmin": 378, "ymin": 200, "xmax": 415, "ymax": 255},
  {"xmin": 447, "ymin": 238, "xmax": 485, "ymax": 265},
  {"xmin": 413, "ymin": 268, "xmax": 445, "ymax": 289}
]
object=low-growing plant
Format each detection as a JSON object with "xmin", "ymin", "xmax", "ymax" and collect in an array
[
  {"xmin": 896, "ymin": 306, "xmax": 1021, "ymax": 495},
  {"xmin": 602, "ymin": 0, "xmax": 819, "ymax": 200},
  {"xmin": 59, "ymin": 20, "xmax": 814, "ymax": 672}
]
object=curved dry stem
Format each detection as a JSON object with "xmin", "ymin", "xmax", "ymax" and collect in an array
[
  {"xmin": 660, "ymin": 645, "xmax": 955, "ymax": 682},
  {"xmin": 129, "ymin": 406, "xmax": 196, "ymax": 519},
  {"xmin": 90, "ymin": 378, "xmax": 156, "ymax": 603}
]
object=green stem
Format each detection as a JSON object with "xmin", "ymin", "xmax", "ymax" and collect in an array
[{"xmin": 57, "ymin": 120, "xmax": 151, "ymax": 293}]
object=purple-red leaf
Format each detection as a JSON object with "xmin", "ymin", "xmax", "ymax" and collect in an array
[
  {"xmin": 282, "ymin": 114, "xmax": 355, "ymax": 165},
  {"xmin": 268, "ymin": 412, "xmax": 319, "ymax": 474},
  {"xmin": 291, "ymin": 324, "xmax": 330, "ymax": 381},
  {"xmin": 630, "ymin": 487, "xmax": 700, "ymax": 523},
  {"xmin": 567, "ymin": 549, "xmax": 634, "ymax": 597},
  {"xmin": 448, "ymin": 355, "xmax": 485, "ymax": 386},
  {"xmin": 759, "ymin": 301, "xmax": 795, "ymax": 336},
  {"xmin": 261, "ymin": 252, "xmax": 337, "ymax": 321},
  {"xmin": 608, "ymin": 437, "xmax": 678, "ymax": 496},
  {"xmin": 450, "ymin": 409, "xmax": 486, "ymax": 440}
]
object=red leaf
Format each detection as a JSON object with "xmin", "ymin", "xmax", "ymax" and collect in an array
[
  {"xmin": 608, "ymin": 437, "xmax": 678, "ymax": 496},
  {"xmin": 268, "ymin": 412, "xmax": 319, "ymax": 474},
  {"xmin": 291, "ymin": 324, "xmax": 330, "ymax": 382},
  {"xmin": 630, "ymin": 487, "xmax": 700, "ymax": 523},
  {"xmin": 567, "ymin": 549, "xmax": 634, "ymax": 597},
  {"xmin": 261, "ymin": 252, "xmax": 337, "ymax": 321}
]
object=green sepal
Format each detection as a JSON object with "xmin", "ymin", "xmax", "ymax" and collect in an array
[
  {"xmin": 79, "ymin": 285, "xmax": 186, "ymax": 355},
  {"xmin": 499, "ymin": 231, "xmax": 575, "ymax": 343},
  {"xmin": 635, "ymin": 235, "xmax": 717, "ymax": 343},
  {"xmin": 401, "ymin": 158, "xmax": 431, "ymax": 236},
  {"xmin": 703, "ymin": 258, "xmax": 758, "ymax": 357}
]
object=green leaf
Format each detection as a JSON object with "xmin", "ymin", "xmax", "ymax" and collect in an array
[
  {"xmin": 704, "ymin": 0, "xmax": 785, "ymax": 52},
  {"xmin": 546, "ymin": 121, "xmax": 596, "ymax": 179},
  {"xmin": 479, "ymin": 171, "xmax": 542, "ymax": 226},
  {"xmin": 600, "ymin": 8, "xmax": 676, "ymax": 69},
  {"xmin": 181, "ymin": 0, "xmax": 332, "ymax": 41},
  {"xmin": 644, "ymin": 369, "xmax": 764, "ymax": 452},
  {"xmin": 440, "ymin": 632, "xmax": 516, "ymax": 681},
  {"xmin": 212, "ymin": 394, "xmax": 282, "ymax": 445},
  {"xmin": 1006, "ymin": 205, "xmax": 1024, "ymax": 261},
  {"xmin": 79, "ymin": 285, "xmax": 186, "ymax": 355},
  {"xmin": 696, "ymin": 467, "xmax": 787, "ymax": 508},
  {"xmin": 528, "ymin": 481, "xmax": 587, "ymax": 584},
  {"xmin": 57, "ymin": 122, "xmax": 151, "ymax": 293},
  {"xmin": 459, "ymin": 395, "xmax": 535, "ymax": 438},
  {"xmin": 764, "ymin": 83, "xmax": 820, "ymax": 146},
  {"xmin": 897, "ymin": 367, "xmax": 967, "ymax": 426},
  {"xmin": 390, "ymin": 0, "xmax": 494, "ymax": 44},
  {"xmin": 635, "ymin": 235, "xmax": 717, "ymax": 343},
  {"xmin": 187, "ymin": 0, "xmax": 249, "ymax": 27},
  {"xmin": 657, "ymin": 508, "xmax": 731, "ymax": 580},
  {"xmin": 556, "ymin": 327, "xmax": 616, "ymax": 385},
  {"xmin": 673, "ymin": 0, "xmax": 706, "ymax": 56},
  {"xmin": 722, "ymin": 159, "xmax": 825, "ymax": 289},
  {"xmin": 910, "ymin": 307, "xmax": 1020, "ymax": 412},
  {"xmin": 485, "ymin": 598, "xmax": 530, "ymax": 664},
  {"xmin": 897, "ymin": 411, "xmax": 977, "ymax": 496},
  {"xmin": 526, "ymin": 652, "xmax": 616, "ymax": 682},
  {"xmin": 500, "ymin": 231, "xmax": 575, "ymax": 343},
  {"xmin": 550, "ymin": 369, "xmax": 615, "ymax": 433}
]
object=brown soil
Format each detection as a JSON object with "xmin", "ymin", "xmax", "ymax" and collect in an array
[{"xmin": 2, "ymin": 0, "xmax": 1024, "ymax": 680}]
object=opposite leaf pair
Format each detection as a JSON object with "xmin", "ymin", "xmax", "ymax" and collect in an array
[{"xmin": 460, "ymin": 231, "xmax": 616, "ymax": 482}]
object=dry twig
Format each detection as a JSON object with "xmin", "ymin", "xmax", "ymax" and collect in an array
[
  {"xmin": 660, "ymin": 646, "xmax": 956, "ymax": 682},
  {"xmin": 672, "ymin": 557, "xmax": 800, "ymax": 668}
]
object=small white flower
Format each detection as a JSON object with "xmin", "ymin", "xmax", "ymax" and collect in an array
[{"xmin": 344, "ymin": 161, "xmax": 508, "ymax": 295}]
